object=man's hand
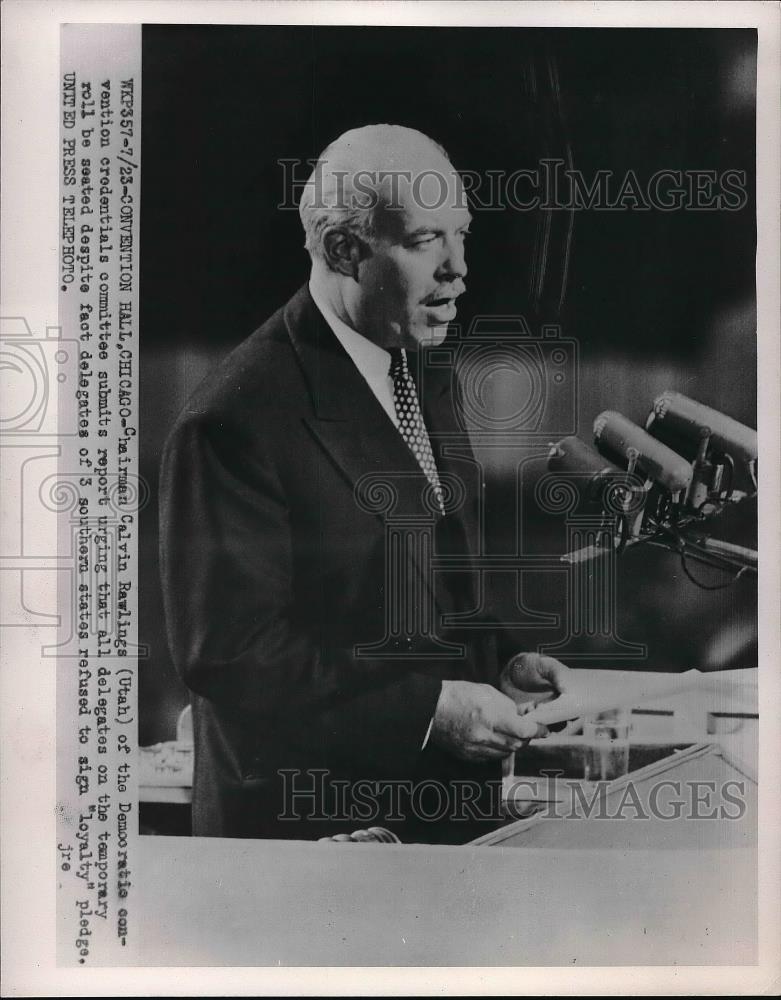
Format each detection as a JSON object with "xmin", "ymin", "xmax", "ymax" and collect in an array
[
  {"xmin": 499, "ymin": 652, "xmax": 572, "ymax": 711},
  {"xmin": 429, "ymin": 680, "xmax": 548, "ymax": 762}
]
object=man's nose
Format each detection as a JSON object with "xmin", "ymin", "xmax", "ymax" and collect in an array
[{"xmin": 438, "ymin": 235, "xmax": 468, "ymax": 280}]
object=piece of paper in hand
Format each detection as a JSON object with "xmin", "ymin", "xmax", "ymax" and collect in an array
[{"xmin": 524, "ymin": 669, "xmax": 704, "ymax": 726}]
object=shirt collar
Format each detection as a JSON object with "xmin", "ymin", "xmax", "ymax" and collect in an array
[{"xmin": 308, "ymin": 278, "xmax": 396, "ymax": 386}]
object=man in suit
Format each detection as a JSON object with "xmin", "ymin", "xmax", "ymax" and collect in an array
[{"xmin": 160, "ymin": 124, "xmax": 570, "ymax": 843}]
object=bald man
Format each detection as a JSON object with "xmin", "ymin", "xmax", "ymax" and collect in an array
[{"xmin": 160, "ymin": 125, "xmax": 570, "ymax": 842}]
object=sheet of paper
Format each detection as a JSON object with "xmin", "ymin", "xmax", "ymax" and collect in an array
[{"xmin": 525, "ymin": 669, "xmax": 704, "ymax": 726}]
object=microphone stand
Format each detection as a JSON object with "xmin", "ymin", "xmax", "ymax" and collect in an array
[
  {"xmin": 680, "ymin": 536, "xmax": 757, "ymax": 572},
  {"xmin": 563, "ymin": 527, "xmax": 757, "ymax": 576}
]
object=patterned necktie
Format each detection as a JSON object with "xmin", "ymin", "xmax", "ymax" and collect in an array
[{"xmin": 388, "ymin": 348, "xmax": 445, "ymax": 515}]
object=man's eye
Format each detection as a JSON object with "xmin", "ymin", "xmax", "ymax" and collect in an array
[{"xmin": 410, "ymin": 235, "xmax": 437, "ymax": 247}]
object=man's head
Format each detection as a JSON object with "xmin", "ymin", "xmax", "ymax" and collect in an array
[{"xmin": 299, "ymin": 124, "xmax": 471, "ymax": 350}]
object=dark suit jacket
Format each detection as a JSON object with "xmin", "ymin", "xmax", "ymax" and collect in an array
[{"xmin": 159, "ymin": 285, "xmax": 508, "ymax": 841}]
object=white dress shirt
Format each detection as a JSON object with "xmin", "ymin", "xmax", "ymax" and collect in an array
[
  {"xmin": 309, "ymin": 279, "xmax": 400, "ymax": 428},
  {"xmin": 308, "ymin": 280, "xmax": 437, "ymax": 750}
]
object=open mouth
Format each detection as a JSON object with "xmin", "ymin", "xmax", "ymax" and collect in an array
[{"xmin": 423, "ymin": 298, "xmax": 458, "ymax": 326}]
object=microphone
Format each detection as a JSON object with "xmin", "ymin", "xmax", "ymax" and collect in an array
[
  {"xmin": 593, "ymin": 410, "xmax": 693, "ymax": 493},
  {"xmin": 547, "ymin": 435, "xmax": 626, "ymax": 507},
  {"xmin": 648, "ymin": 391, "xmax": 757, "ymax": 465},
  {"xmin": 548, "ymin": 413, "xmax": 756, "ymax": 580}
]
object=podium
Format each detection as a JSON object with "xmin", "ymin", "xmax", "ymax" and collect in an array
[
  {"xmin": 136, "ymin": 670, "xmax": 759, "ymax": 965},
  {"xmin": 471, "ymin": 739, "xmax": 757, "ymax": 849}
]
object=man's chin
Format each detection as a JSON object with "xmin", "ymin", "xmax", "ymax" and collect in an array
[{"xmin": 408, "ymin": 323, "xmax": 450, "ymax": 350}]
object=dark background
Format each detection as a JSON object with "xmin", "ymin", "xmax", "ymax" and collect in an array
[{"xmin": 140, "ymin": 26, "xmax": 757, "ymax": 746}]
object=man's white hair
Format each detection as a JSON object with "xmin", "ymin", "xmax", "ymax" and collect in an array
[{"xmin": 298, "ymin": 124, "xmax": 452, "ymax": 262}]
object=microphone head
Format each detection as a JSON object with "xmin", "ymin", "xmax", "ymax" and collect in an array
[
  {"xmin": 650, "ymin": 391, "xmax": 757, "ymax": 464},
  {"xmin": 547, "ymin": 436, "xmax": 638, "ymax": 511},
  {"xmin": 594, "ymin": 410, "xmax": 693, "ymax": 493},
  {"xmin": 547, "ymin": 435, "xmax": 623, "ymax": 477}
]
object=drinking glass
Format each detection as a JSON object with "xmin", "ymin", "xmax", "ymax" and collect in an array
[{"xmin": 582, "ymin": 708, "xmax": 631, "ymax": 781}]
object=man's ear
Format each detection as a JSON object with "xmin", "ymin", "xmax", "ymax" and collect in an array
[{"xmin": 322, "ymin": 226, "xmax": 365, "ymax": 280}]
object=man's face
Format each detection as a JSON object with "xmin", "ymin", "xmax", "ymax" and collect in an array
[{"xmin": 351, "ymin": 169, "xmax": 471, "ymax": 350}]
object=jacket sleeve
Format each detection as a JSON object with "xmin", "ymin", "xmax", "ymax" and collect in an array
[{"xmin": 159, "ymin": 413, "xmax": 443, "ymax": 777}]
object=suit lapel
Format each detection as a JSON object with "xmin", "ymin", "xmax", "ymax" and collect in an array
[
  {"xmin": 285, "ymin": 285, "xmax": 436, "ymax": 519},
  {"xmin": 416, "ymin": 349, "xmax": 485, "ymax": 622},
  {"xmin": 418, "ymin": 352, "xmax": 481, "ymax": 554},
  {"xmin": 285, "ymin": 285, "xmax": 481, "ymax": 628}
]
